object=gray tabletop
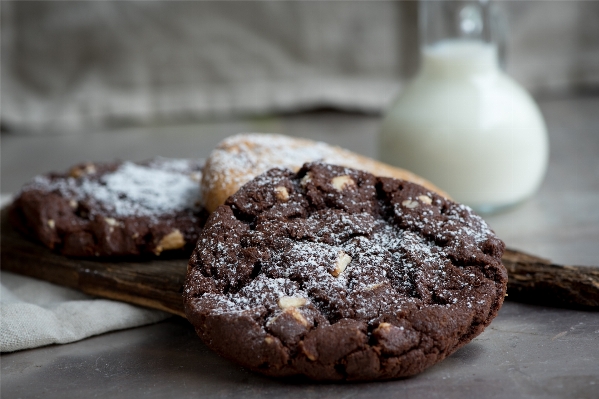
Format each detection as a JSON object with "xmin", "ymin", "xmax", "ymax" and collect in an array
[{"xmin": 2, "ymin": 95, "xmax": 598, "ymax": 398}]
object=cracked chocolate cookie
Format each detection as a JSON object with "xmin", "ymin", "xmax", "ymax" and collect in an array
[
  {"xmin": 9, "ymin": 157, "xmax": 208, "ymax": 257},
  {"xmin": 184, "ymin": 163, "xmax": 507, "ymax": 381}
]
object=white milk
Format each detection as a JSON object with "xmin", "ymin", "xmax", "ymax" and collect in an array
[{"xmin": 380, "ymin": 40, "xmax": 548, "ymax": 213}]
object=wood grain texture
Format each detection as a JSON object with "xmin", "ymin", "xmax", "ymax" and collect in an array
[
  {"xmin": 503, "ymin": 248, "xmax": 599, "ymax": 310},
  {"xmin": 1, "ymin": 210, "xmax": 597, "ymax": 314}
]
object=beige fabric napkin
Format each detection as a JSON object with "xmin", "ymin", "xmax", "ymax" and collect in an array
[{"xmin": 0, "ymin": 272, "xmax": 170, "ymax": 352}]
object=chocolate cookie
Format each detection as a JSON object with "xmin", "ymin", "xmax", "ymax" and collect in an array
[
  {"xmin": 184, "ymin": 163, "xmax": 507, "ymax": 381},
  {"xmin": 9, "ymin": 158, "xmax": 208, "ymax": 257}
]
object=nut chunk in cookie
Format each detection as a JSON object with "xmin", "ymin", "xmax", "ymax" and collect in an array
[
  {"xmin": 184, "ymin": 162, "xmax": 507, "ymax": 381},
  {"xmin": 9, "ymin": 158, "xmax": 208, "ymax": 257}
]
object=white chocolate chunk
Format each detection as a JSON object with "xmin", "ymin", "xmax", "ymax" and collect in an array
[
  {"xmin": 267, "ymin": 307, "xmax": 310, "ymax": 328},
  {"xmin": 365, "ymin": 282, "xmax": 384, "ymax": 291},
  {"xmin": 331, "ymin": 251, "xmax": 352, "ymax": 277},
  {"xmin": 104, "ymin": 217, "xmax": 119, "ymax": 226},
  {"xmin": 300, "ymin": 172, "xmax": 313, "ymax": 186},
  {"xmin": 154, "ymin": 229, "xmax": 185, "ymax": 255},
  {"xmin": 47, "ymin": 219, "xmax": 55, "ymax": 229},
  {"xmin": 402, "ymin": 199, "xmax": 419, "ymax": 209},
  {"xmin": 264, "ymin": 336, "xmax": 275, "ymax": 344},
  {"xmin": 418, "ymin": 195, "xmax": 432, "ymax": 204},
  {"xmin": 377, "ymin": 322, "xmax": 392, "ymax": 330},
  {"xmin": 287, "ymin": 307, "xmax": 310, "ymax": 327},
  {"xmin": 275, "ymin": 186, "xmax": 289, "ymax": 201},
  {"xmin": 278, "ymin": 296, "xmax": 307, "ymax": 309},
  {"xmin": 69, "ymin": 163, "xmax": 96, "ymax": 178},
  {"xmin": 85, "ymin": 164, "xmax": 97, "ymax": 174},
  {"xmin": 331, "ymin": 175, "xmax": 355, "ymax": 191}
]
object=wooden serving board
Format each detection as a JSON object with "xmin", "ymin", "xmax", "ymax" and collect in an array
[{"xmin": 1, "ymin": 209, "xmax": 598, "ymax": 314}]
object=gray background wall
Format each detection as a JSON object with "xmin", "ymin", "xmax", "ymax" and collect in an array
[{"xmin": 2, "ymin": 1, "xmax": 598, "ymax": 134}]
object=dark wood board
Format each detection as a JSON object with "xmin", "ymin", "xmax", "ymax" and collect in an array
[
  {"xmin": 1, "ymin": 209, "xmax": 598, "ymax": 315},
  {"xmin": 502, "ymin": 249, "xmax": 599, "ymax": 309}
]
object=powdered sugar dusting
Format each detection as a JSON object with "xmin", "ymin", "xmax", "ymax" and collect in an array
[
  {"xmin": 87, "ymin": 162, "xmax": 199, "ymax": 216},
  {"xmin": 28, "ymin": 159, "xmax": 201, "ymax": 218}
]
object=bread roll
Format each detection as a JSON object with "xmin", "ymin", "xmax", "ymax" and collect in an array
[{"xmin": 201, "ymin": 133, "xmax": 449, "ymax": 212}]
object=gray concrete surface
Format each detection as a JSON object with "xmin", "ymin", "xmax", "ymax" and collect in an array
[{"xmin": 1, "ymin": 303, "xmax": 598, "ymax": 399}]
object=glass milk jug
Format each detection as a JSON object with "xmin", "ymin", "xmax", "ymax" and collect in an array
[{"xmin": 379, "ymin": 0, "xmax": 548, "ymax": 213}]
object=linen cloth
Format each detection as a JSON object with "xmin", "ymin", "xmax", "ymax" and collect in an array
[
  {"xmin": 0, "ymin": 195, "xmax": 171, "ymax": 353},
  {"xmin": 0, "ymin": 272, "xmax": 171, "ymax": 352}
]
